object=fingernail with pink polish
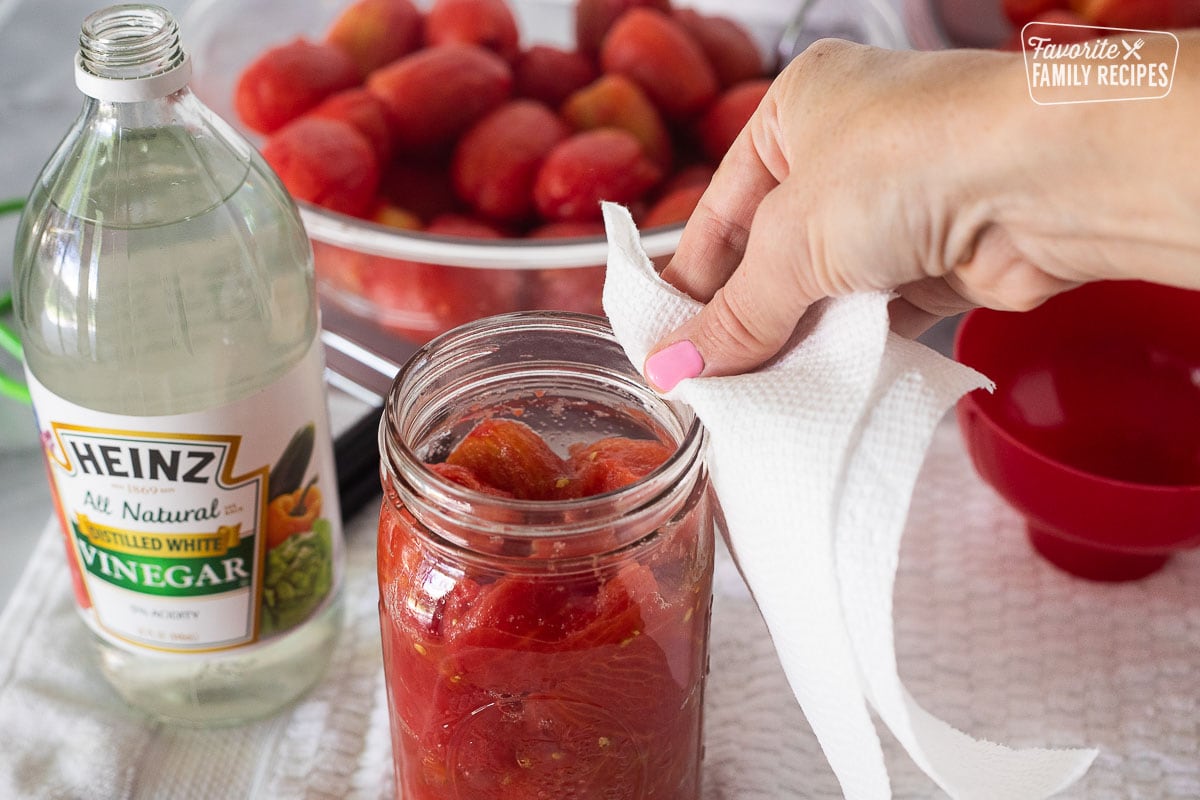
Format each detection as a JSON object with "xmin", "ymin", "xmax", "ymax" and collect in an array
[{"xmin": 645, "ymin": 340, "xmax": 704, "ymax": 392}]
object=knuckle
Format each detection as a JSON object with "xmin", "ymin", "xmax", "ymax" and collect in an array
[
  {"xmin": 784, "ymin": 213, "xmax": 849, "ymax": 301},
  {"xmin": 693, "ymin": 202, "xmax": 752, "ymax": 260},
  {"xmin": 700, "ymin": 287, "xmax": 778, "ymax": 364},
  {"xmin": 953, "ymin": 255, "xmax": 1074, "ymax": 312},
  {"xmin": 799, "ymin": 37, "xmax": 854, "ymax": 64}
]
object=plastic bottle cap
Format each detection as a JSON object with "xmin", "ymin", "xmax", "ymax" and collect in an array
[{"xmin": 74, "ymin": 52, "xmax": 192, "ymax": 102}]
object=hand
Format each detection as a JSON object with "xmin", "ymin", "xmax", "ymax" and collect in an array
[{"xmin": 643, "ymin": 36, "xmax": 1200, "ymax": 391}]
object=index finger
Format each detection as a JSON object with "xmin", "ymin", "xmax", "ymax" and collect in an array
[{"xmin": 659, "ymin": 102, "xmax": 784, "ymax": 303}]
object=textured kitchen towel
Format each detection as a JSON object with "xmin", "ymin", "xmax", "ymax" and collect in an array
[{"xmin": 600, "ymin": 202, "xmax": 1097, "ymax": 799}]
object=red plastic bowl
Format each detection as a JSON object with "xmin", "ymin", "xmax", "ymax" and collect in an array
[{"xmin": 954, "ymin": 280, "xmax": 1200, "ymax": 581}]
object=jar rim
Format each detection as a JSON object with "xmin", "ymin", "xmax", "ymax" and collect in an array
[{"xmin": 379, "ymin": 311, "xmax": 707, "ymax": 551}]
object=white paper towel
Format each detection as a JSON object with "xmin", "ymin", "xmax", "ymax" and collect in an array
[{"xmin": 600, "ymin": 202, "xmax": 1098, "ymax": 799}]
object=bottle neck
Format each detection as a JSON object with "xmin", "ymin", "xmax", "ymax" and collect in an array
[{"xmin": 75, "ymin": 4, "xmax": 191, "ymax": 103}]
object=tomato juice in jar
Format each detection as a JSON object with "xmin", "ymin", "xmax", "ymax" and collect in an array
[{"xmin": 378, "ymin": 312, "xmax": 715, "ymax": 800}]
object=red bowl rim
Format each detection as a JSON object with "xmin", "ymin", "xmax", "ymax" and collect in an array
[{"xmin": 953, "ymin": 304, "xmax": 1200, "ymax": 495}]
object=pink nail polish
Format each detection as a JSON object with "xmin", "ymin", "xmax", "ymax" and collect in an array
[{"xmin": 645, "ymin": 340, "xmax": 704, "ymax": 392}]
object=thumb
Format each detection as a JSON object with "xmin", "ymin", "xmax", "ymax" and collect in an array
[{"xmin": 644, "ymin": 189, "xmax": 817, "ymax": 391}]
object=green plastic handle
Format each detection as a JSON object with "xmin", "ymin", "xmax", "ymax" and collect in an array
[{"xmin": 1, "ymin": 197, "xmax": 30, "ymax": 403}]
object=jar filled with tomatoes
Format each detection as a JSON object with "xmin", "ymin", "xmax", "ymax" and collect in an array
[{"xmin": 378, "ymin": 311, "xmax": 715, "ymax": 800}]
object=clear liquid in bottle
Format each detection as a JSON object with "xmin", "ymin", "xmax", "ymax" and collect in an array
[{"xmin": 13, "ymin": 4, "xmax": 344, "ymax": 726}]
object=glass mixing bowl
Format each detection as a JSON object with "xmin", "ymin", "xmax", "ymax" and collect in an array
[{"xmin": 183, "ymin": 0, "xmax": 809, "ymax": 349}]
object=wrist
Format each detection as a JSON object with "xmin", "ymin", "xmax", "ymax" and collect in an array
[{"xmin": 987, "ymin": 31, "xmax": 1200, "ymax": 287}]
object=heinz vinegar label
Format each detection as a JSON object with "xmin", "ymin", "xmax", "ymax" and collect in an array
[{"xmin": 26, "ymin": 342, "xmax": 342, "ymax": 656}]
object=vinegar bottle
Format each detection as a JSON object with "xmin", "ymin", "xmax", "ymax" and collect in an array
[{"xmin": 12, "ymin": 4, "xmax": 344, "ymax": 725}]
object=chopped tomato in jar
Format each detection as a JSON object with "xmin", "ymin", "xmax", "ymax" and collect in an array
[{"xmin": 378, "ymin": 418, "xmax": 712, "ymax": 800}]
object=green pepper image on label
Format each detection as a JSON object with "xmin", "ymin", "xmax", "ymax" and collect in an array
[
  {"xmin": 262, "ymin": 519, "xmax": 334, "ymax": 635},
  {"xmin": 260, "ymin": 423, "xmax": 335, "ymax": 636}
]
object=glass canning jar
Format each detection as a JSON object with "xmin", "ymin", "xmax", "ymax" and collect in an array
[{"xmin": 377, "ymin": 312, "xmax": 715, "ymax": 800}]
